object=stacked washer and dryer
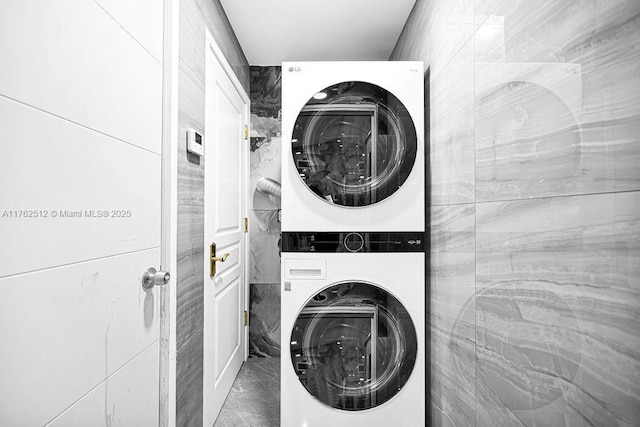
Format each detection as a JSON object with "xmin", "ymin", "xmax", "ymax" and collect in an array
[{"xmin": 280, "ymin": 61, "xmax": 425, "ymax": 426}]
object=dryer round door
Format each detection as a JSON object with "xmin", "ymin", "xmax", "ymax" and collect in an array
[
  {"xmin": 289, "ymin": 281, "xmax": 418, "ymax": 410},
  {"xmin": 291, "ymin": 81, "xmax": 417, "ymax": 207}
]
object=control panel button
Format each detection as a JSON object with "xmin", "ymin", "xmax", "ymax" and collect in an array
[{"xmin": 344, "ymin": 232, "xmax": 365, "ymax": 252}]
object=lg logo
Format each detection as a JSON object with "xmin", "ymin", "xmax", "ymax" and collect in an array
[{"xmin": 288, "ymin": 66, "xmax": 302, "ymax": 72}]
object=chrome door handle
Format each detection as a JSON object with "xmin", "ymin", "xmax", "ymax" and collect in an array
[{"xmin": 142, "ymin": 267, "xmax": 170, "ymax": 290}]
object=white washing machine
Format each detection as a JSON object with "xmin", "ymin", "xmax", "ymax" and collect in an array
[
  {"xmin": 281, "ymin": 61, "xmax": 424, "ymax": 232},
  {"xmin": 280, "ymin": 233, "xmax": 425, "ymax": 427}
]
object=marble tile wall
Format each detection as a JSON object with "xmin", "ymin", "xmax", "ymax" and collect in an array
[
  {"xmin": 249, "ymin": 283, "xmax": 281, "ymax": 358},
  {"xmin": 392, "ymin": 0, "xmax": 640, "ymax": 425},
  {"xmin": 176, "ymin": 1, "xmax": 249, "ymax": 425},
  {"xmin": 248, "ymin": 66, "xmax": 283, "ymax": 358}
]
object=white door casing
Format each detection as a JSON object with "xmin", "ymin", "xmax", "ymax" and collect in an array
[
  {"xmin": 203, "ymin": 31, "xmax": 250, "ymax": 426},
  {"xmin": 160, "ymin": 0, "xmax": 180, "ymax": 425}
]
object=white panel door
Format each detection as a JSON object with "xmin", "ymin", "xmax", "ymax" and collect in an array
[
  {"xmin": 203, "ymin": 37, "xmax": 249, "ymax": 426},
  {"xmin": 0, "ymin": 1, "xmax": 164, "ymax": 425}
]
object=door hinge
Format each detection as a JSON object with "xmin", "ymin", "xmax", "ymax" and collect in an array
[
  {"xmin": 243, "ymin": 124, "xmax": 248, "ymax": 140},
  {"xmin": 243, "ymin": 310, "xmax": 248, "ymax": 326},
  {"xmin": 244, "ymin": 217, "xmax": 248, "ymax": 233}
]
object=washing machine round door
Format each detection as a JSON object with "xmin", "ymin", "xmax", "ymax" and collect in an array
[
  {"xmin": 290, "ymin": 282, "xmax": 417, "ymax": 410},
  {"xmin": 291, "ymin": 82, "xmax": 417, "ymax": 207}
]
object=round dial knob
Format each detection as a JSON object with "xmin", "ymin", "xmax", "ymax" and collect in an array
[{"xmin": 343, "ymin": 232, "xmax": 364, "ymax": 252}]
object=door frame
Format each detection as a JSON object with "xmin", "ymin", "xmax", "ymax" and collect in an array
[
  {"xmin": 159, "ymin": 8, "xmax": 251, "ymax": 425},
  {"xmin": 160, "ymin": 0, "xmax": 180, "ymax": 425}
]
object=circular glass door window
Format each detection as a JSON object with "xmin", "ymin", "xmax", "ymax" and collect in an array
[
  {"xmin": 290, "ymin": 282, "xmax": 417, "ymax": 410},
  {"xmin": 292, "ymin": 82, "xmax": 417, "ymax": 207}
]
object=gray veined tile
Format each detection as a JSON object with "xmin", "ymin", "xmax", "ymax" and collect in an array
[
  {"xmin": 430, "ymin": 204, "xmax": 476, "ymax": 337},
  {"xmin": 390, "ymin": 0, "xmax": 433, "ymax": 63},
  {"xmin": 249, "ymin": 210, "xmax": 281, "ymax": 284},
  {"xmin": 429, "ymin": 0, "xmax": 475, "ymax": 79},
  {"xmin": 176, "ymin": 204, "xmax": 205, "ymax": 352},
  {"xmin": 480, "ymin": 0, "xmax": 601, "ymax": 64},
  {"xmin": 250, "ymin": 66, "xmax": 282, "ymax": 150},
  {"xmin": 430, "ymin": 51, "xmax": 475, "ymax": 206},
  {"xmin": 249, "ymin": 283, "xmax": 281, "ymax": 357},
  {"xmin": 179, "ymin": 0, "xmax": 250, "ymax": 95},
  {"xmin": 250, "ymin": 136, "xmax": 282, "ymax": 211},
  {"xmin": 177, "ymin": 57, "xmax": 205, "ymax": 206},
  {"xmin": 473, "ymin": 0, "xmax": 640, "ymax": 202},
  {"xmin": 431, "ymin": 290, "xmax": 477, "ymax": 427},
  {"xmin": 177, "ymin": 330, "xmax": 204, "ymax": 427},
  {"xmin": 250, "ymin": 66, "xmax": 282, "ymax": 121},
  {"xmin": 475, "ymin": 377, "xmax": 527, "ymax": 427},
  {"xmin": 431, "ymin": 201, "xmax": 476, "ymax": 254},
  {"xmin": 474, "ymin": 281, "xmax": 583, "ymax": 413},
  {"xmin": 251, "ymin": 114, "xmax": 281, "ymax": 141},
  {"xmin": 474, "ymin": 62, "xmax": 584, "ymax": 202},
  {"xmin": 202, "ymin": 0, "xmax": 250, "ymax": 91},
  {"xmin": 213, "ymin": 358, "xmax": 280, "ymax": 427},
  {"xmin": 475, "ymin": 192, "xmax": 640, "ymax": 426},
  {"xmin": 390, "ymin": 0, "xmax": 640, "ymax": 425},
  {"xmin": 430, "ymin": 205, "xmax": 477, "ymax": 426}
]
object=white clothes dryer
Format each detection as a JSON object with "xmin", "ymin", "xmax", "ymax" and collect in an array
[
  {"xmin": 281, "ymin": 61, "xmax": 424, "ymax": 232},
  {"xmin": 280, "ymin": 232, "xmax": 425, "ymax": 427}
]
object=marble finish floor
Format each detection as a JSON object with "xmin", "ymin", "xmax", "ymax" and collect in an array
[{"xmin": 213, "ymin": 357, "xmax": 280, "ymax": 427}]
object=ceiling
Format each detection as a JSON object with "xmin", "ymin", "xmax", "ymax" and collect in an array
[{"xmin": 220, "ymin": 0, "xmax": 416, "ymax": 66}]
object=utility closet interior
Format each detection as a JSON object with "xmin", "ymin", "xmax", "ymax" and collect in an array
[{"xmin": 0, "ymin": 1, "xmax": 639, "ymax": 427}]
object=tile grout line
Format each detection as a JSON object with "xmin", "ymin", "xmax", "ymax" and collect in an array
[
  {"xmin": 92, "ymin": 0, "xmax": 162, "ymax": 66},
  {"xmin": 432, "ymin": 5, "xmax": 498, "ymax": 82},
  {"xmin": 432, "ymin": 187, "xmax": 640, "ymax": 209},
  {"xmin": 0, "ymin": 93, "xmax": 162, "ymax": 157},
  {"xmin": 44, "ymin": 339, "xmax": 160, "ymax": 426},
  {"xmin": 0, "ymin": 246, "xmax": 161, "ymax": 281}
]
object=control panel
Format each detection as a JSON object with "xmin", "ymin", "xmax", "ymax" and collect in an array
[{"xmin": 281, "ymin": 232, "xmax": 425, "ymax": 253}]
